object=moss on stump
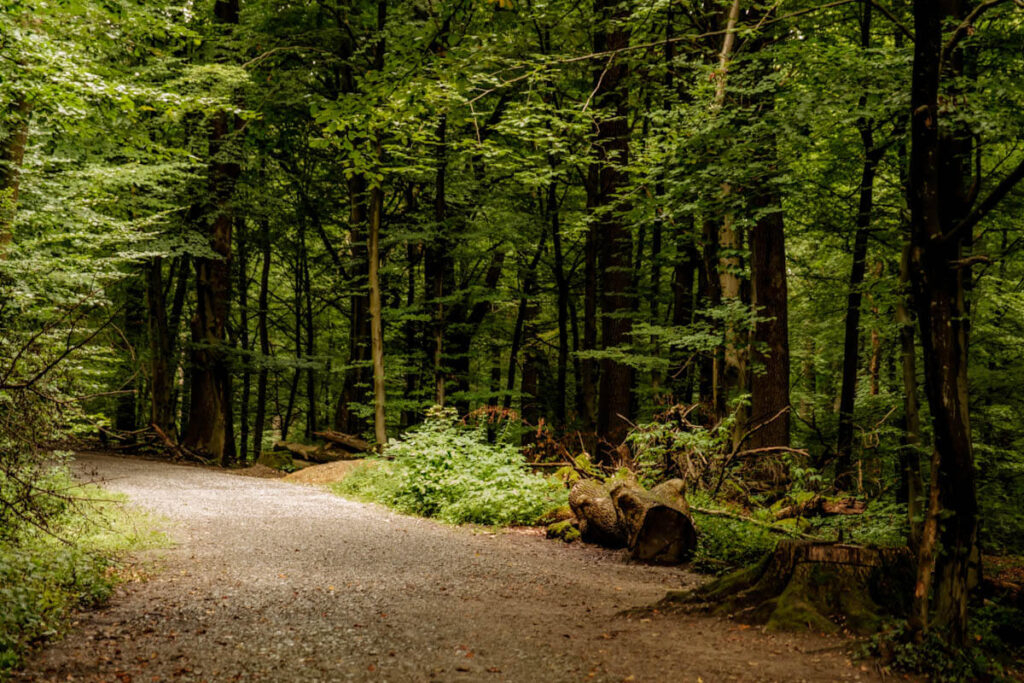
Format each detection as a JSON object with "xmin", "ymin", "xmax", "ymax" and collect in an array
[{"xmin": 661, "ymin": 540, "xmax": 913, "ymax": 634}]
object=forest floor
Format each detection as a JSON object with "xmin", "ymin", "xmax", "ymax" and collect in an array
[{"xmin": 14, "ymin": 452, "xmax": 887, "ymax": 683}]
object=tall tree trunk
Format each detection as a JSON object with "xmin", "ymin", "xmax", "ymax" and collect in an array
[
  {"xmin": 550, "ymin": 172, "xmax": 570, "ymax": 427},
  {"xmin": 182, "ymin": 0, "xmax": 240, "ymax": 465},
  {"xmin": 368, "ymin": 147, "xmax": 387, "ymax": 449},
  {"xmin": 300, "ymin": 216, "xmax": 317, "ymax": 438},
  {"xmin": 698, "ymin": 218, "xmax": 725, "ymax": 422},
  {"xmin": 907, "ymin": 0, "xmax": 977, "ymax": 645},
  {"xmin": 836, "ymin": 2, "xmax": 881, "ymax": 485},
  {"xmin": 670, "ymin": 229, "xmax": 697, "ymax": 405},
  {"xmin": 282, "ymin": 261, "xmax": 302, "ymax": 442},
  {"xmin": 427, "ymin": 116, "xmax": 449, "ymax": 406},
  {"xmin": 335, "ymin": 175, "xmax": 371, "ymax": 433},
  {"xmin": 896, "ymin": 241, "xmax": 923, "ymax": 548},
  {"xmin": 593, "ymin": 0, "xmax": 633, "ymax": 456},
  {"xmin": 402, "ymin": 238, "xmax": 421, "ymax": 427},
  {"xmin": 237, "ymin": 217, "xmax": 251, "ymax": 463},
  {"xmin": 252, "ymin": 219, "xmax": 272, "ymax": 458},
  {"xmin": 580, "ymin": 188, "xmax": 598, "ymax": 437},
  {"xmin": 748, "ymin": 182, "xmax": 790, "ymax": 450},
  {"xmin": 504, "ymin": 237, "xmax": 546, "ymax": 410},
  {"xmin": 147, "ymin": 257, "xmax": 176, "ymax": 442}
]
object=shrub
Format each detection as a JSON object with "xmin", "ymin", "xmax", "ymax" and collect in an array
[{"xmin": 335, "ymin": 407, "xmax": 567, "ymax": 526}]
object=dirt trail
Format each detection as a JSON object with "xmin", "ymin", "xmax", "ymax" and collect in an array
[{"xmin": 16, "ymin": 453, "xmax": 879, "ymax": 682}]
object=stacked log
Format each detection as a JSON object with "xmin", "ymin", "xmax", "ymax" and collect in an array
[{"xmin": 559, "ymin": 477, "xmax": 698, "ymax": 564}]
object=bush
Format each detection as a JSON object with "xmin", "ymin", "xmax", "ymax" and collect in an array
[
  {"xmin": 334, "ymin": 407, "xmax": 567, "ymax": 526},
  {"xmin": 0, "ymin": 474, "xmax": 164, "ymax": 676},
  {"xmin": 864, "ymin": 603, "xmax": 1024, "ymax": 682}
]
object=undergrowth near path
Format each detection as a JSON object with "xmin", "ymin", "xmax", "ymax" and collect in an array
[
  {"xmin": 0, "ymin": 468, "xmax": 166, "ymax": 677},
  {"xmin": 334, "ymin": 407, "xmax": 567, "ymax": 526}
]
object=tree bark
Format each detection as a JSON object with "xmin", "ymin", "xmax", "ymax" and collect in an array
[
  {"xmin": 147, "ymin": 257, "xmax": 176, "ymax": 442},
  {"xmin": 906, "ymin": 0, "xmax": 978, "ymax": 645},
  {"xmin": 253, "ymin": 219, "xmax": 272, "ymax": 458},
  {"xmin": 368, "ymin": 149, "xmax": 387, "ymax": 450},
  {"xmin": 593, "ymin": 0, "xmax": 634, "ymax": 456},
  {"xmin": 749, "ymin": 185, "xmax": 790, "ymax": 451},
  {"xmin": 335, "ymin": 175, "xmax": 371, "ymax": 433},
  {"xmin": 237, "ymin": 218, "xmax": 251, "ymax": 463},
  {"xmin": 182, "ymin": 107, "xmax": 238, "ymax": 464},
  {"xmin": 836, "ymin": 3, "xmax": 881, "ymax": 485},
  {"xmin": 182, "ymin": 0, "xmax": 241, "ymax": 465}
]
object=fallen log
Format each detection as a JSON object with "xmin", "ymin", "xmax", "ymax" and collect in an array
[
  {"xmin": 313, "ymin": 430, "xmax": 372, "ymax": 454},
  {"xmin": 567, "ymin": 478, "xmax": 698, "ymax": 562},
  {"xmin": 610, "ymin": 479, "xmax": 697, "ymax": 564},
  {"xmin": 273, "ymin": 441, "xmax": 325, "ymax": 461},
  {"xmin": 661, "ymin": 540, "xmax": 913, "ymax": 634},
  {"xmin": 775, "ymin": 495, "xmax": 867, "ymax": 520},
  {"xmin": 568, "ymin": 479, "xmax": 626, "ymax": 547}
]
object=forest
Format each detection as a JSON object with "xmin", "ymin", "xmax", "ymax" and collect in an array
[{"xmin": 2, "ymin": 0, "xmax": 1024, "ymax": 679}]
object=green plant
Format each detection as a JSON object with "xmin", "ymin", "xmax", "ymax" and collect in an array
[
  {"xmin": 863, "ymin": 605, "xmax": 1024, "ymax": 682},
  {"xmin": 687, "ymin": 497, "xmax": 779, "ymax": 573},
  {"xmin": 0, "ymin": 478, "xmax": 166, "ymax": 676},
  {"xmin": 334, "ymin": 406, "xmax": 567, "ymax": 526}
]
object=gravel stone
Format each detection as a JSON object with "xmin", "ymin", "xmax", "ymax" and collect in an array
[{"xmin": 15, "ymin": 453, "xmax": 880, "ymax": 682}]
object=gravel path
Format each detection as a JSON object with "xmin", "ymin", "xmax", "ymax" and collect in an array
[{"xmin": 16, "ymin": 453, "xmax": 879, "ymax": 682}]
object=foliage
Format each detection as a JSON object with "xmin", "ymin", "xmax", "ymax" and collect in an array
[
  {"xmin": 0, "ymin": 477, "xmax": 165, "ymax": 675},
  {"xmin": 334, "ymin": 407, "xmax": 566, "ymax": 526},
  {"xmin": 863, "ymin": 603, "xmax": 1024, "ymax": 681}
]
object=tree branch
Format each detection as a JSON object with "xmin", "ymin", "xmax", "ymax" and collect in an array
[{"xmin": 944, "ymin": 156, "xmax": 1024, "ymax": 243}]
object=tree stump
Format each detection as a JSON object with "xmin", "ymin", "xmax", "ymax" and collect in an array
[{"xmin": 661, "ymin": 540, "xmax": 913, "ymax": 634}]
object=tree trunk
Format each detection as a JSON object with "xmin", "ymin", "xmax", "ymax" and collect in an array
[
  {"xmin": 549, "ymin": 171, "xmax": 570, "ymax": 427},
  {"xmin": 593, "ymin": 0, "xmax": 633, "ymax": 456},
  {"xmin": 182, "ymin": 0, "xmax": 240, "ymax": 465},
  {"xmin": 896, "ymin": 242, "xmax": 923, "ymax": 547},
  {"xmin": 836, "ymin": 4, "xmax": 881, "ymax": 485},
  {"xmin": 147, "ymin": 257, "xmax": 176, "ymax": 442},
  {"xmin": 299, "ymin": 216, "xmax": 317, "ymax": 438},
  {"xmin": 368, "ymin": 153, "xmax": 387, "ymax": 450},
  {"xmin": 335, "ymin": 175, "xmax": 371, "ymax": 433},
  {"xmin": 253, "ymin": 219, "xmax": 272, "ymax": 458},
  {"xmin": 237, "ymin": 218, "xmax": 251, "ymax": 463},
  {"xmin": 906, "ymin": 0, "xmax": 978, "ymax": 645},
  {"xmin": 749, "ymin": 185, "xmax": 790, "ymax": 451},
  {"xmin": 427, "ymin": 116, "xmax": 449, "ymax": 407}
]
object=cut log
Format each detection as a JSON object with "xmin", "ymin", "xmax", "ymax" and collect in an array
[
  {"xmin": 610, "ymin": 479, "xmax": 697, "ymax": 564},
  {"xmin": 313, "ymin": 430, "xmax": 372, "ymax": 453},
  {"xmin": 661, "ymin": 540, "xmax": 913, "ymax": 634},
  {"xmin": 569, "ymin": 479, "xmax": 626, "ymax": 547}
]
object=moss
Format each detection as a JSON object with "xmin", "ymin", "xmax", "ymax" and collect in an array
[
  {"xmin": 546, "ymin": 519, "xmax": 581, "ymax": 543},
  {"xmin": 766, "ymin": 583, "xmax": 839, "ymax": 634},
  {"xmin": 257, "ymin": 451, "xmax": 295, "ymax": 471}
]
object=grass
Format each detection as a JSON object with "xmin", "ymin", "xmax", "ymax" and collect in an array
[{"xmin": 0, "ymin": 480, "xmax": 167, "ymax": 677}]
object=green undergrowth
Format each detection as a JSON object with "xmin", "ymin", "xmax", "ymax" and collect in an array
[
  {"xmin": 333, "ymin": 407, "xmax": 567, "ymax": 526},
  {"xmin": 687, "ymin": 492, "xmax": 911, "ymax": 574},
  {"xmin": 0, "ymin": 472, "xmax": 166, "ymax": 677},
  {"xmin": 862, "ymin": 603, "xmax": 1024, "ymax": 681}
]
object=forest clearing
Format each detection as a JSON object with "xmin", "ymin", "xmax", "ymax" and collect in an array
[{"xmin": 2, "ymin": 0, "xmax": 1024, "ymax": 680}]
